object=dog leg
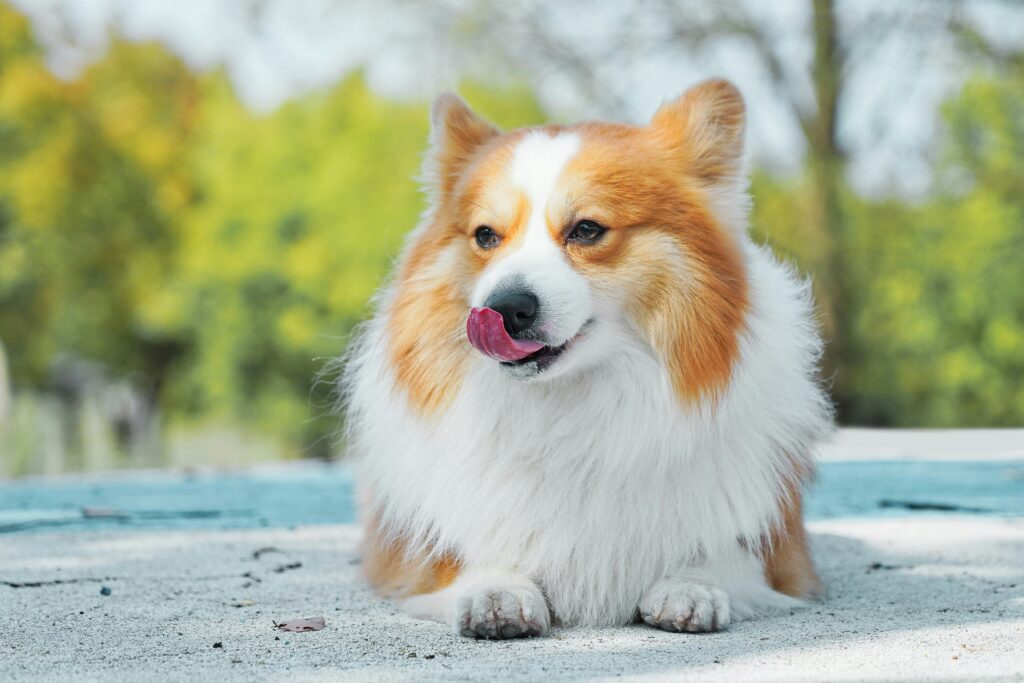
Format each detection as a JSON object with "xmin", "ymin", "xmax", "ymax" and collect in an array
[
  {"xmin": 400, "ymin": 568, "xmax": 550, "ymax": 639},
  {"xmin": 639, "ymin": 545, "xmax": 803, "ymax": 633}
]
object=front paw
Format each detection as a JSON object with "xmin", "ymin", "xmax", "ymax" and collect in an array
[
  {"xmin": 639, "ymin": 578, "xmax": 730, "ymax": 633},
  {"xmin": 453, "ymin": 582, "xmax": 550, "ymax": 639}
]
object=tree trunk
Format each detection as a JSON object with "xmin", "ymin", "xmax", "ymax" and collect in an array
[{"xmin": 809, "ymin": 0, "xmax": 849, "ymax": 415}]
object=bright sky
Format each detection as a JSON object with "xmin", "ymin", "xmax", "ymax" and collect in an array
[{"xmin": 10, "ymin": 0, "xmax": 1024, "ymax": 197}]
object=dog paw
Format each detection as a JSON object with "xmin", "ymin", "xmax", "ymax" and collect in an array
[
  {"xmin": 453, "ymin": 582, "xmax": 550, "ymax": 639},
  {"xmin": 639, "ymin": 578, "xmax": 730, "ymax": 633}
]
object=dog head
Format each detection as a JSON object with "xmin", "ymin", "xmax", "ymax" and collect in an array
[{"xmin": 387, "ymin": 80, "xmax": 750, "ymax": 411}]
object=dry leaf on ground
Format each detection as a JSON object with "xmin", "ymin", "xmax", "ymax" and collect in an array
[{"xmin": 274, "ymin": 616, "xmax": 325, "ymax": 632}]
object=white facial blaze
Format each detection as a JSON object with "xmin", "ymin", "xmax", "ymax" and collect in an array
[
  {"xmin": 471, "ymin": 131, "xmax": 592, "ymax": 345},
  {"xmin": 511, "ymin": 132, "xmax": 580, "ymax": 210}
]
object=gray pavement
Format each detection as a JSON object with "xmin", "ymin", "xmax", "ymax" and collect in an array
[{"xmin": 2, "ymin": 517, "xmax": 1022, "ymax": 682}]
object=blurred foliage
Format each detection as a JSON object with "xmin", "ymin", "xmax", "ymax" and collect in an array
[
  {"xmin": 0, "ymin": 10, "xmax": 187, "ymax": 387},
  {"xmin": 0, "ymin": 1, "xmax": 1021, "ymax": 469},
  {"xmin": 841, "ymin": 74, "xmax": 1024, "ymax": 425},
  {"xmin": 751, "ymin": 69, "xmax": 1024, "ymax": 426}
]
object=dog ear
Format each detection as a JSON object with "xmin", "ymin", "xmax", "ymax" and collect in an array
[
  {"xmin": 424, "ymin": 93, "xmax": 500, "ymax": 196},
  {"xmin": 649, "ymin": 79, "xmax": 746, "ymax": 185}
]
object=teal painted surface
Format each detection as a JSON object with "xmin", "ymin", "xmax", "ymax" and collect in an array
[
  {"xmin": 0, "ymin": 461, "xmax": 1021, "ymax": 534},
  {"xmin": 0, "ymin": 464, "xmax": 356, "ymax": 534},
  {"xmin": 806, "ymin": 460, "xmax": 1023, "ymax": 519}
]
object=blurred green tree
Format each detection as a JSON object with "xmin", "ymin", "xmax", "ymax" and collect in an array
[
  {"xmin": 0, "ymin": 7, "xmax": 195, "ymax": 398},
  {"xmin": 841, "ymin": 72, "xmax": 1024, "ymax": 426},
  {"xmin": 752, "ymin": 67, "xmax": 1024, "ymax": 426}
]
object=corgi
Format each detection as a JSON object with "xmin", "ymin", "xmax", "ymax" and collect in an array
[{"xmin": 343, "ymin": 79, "xmax": 833, "ymax": 639}]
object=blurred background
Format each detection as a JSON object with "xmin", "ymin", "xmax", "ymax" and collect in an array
[{"xmin": 0, "ymin": 0, "xmax": 1021, "ymax": 477}]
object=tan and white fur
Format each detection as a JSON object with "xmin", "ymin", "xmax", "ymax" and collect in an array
[{"xmin": 343, "ymin": 79, "xmax": 833, "ymax": 638}]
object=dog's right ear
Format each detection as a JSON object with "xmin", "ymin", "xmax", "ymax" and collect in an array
[{"xmin": 424, "ymin": 93, "xmax": 499, "ymax": 196}]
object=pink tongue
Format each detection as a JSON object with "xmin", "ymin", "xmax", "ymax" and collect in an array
[{"xmin": 466, "ymin": 307, "xmax": 545, "ymax": 361}]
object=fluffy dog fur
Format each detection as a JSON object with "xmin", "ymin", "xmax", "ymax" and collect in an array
[{"xmin": 343, "ymin": 79, "xmax": 833, "ymax": 638}]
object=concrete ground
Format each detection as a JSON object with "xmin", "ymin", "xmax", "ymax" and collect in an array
[{"xmin": 2, "ymin": 516, "xmax": 1022, "ymax": 682}]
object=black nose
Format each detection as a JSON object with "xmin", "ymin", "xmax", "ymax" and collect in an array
[{"xmin": 486, "ymin": 290, "xmax": 538, "ymax": 335}]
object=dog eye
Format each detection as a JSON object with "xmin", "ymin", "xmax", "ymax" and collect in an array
[
  {"xmin": 474, "ymin": 226, "xmax": 500, "ymax": 249},
  {"xmin": 567, "ymin": 220, "xmax": 606, "ymax": 244}
]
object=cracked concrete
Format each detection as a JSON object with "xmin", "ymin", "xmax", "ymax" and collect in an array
[
  {"xmin": 2, "ymin": 577, "xmax": 117, "ymax": 589},
  {"xmin": 2, "ymin": 517, "xmax": 1022, "ymax": 682}
]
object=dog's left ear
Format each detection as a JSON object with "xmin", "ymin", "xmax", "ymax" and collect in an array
[
  {"xmin": 424, "ymin": 93, "xmax": 500, "ymax": 197},
  {"xmin": 649, "ymin": 79, "xmax": 746, "ymax": 184}
]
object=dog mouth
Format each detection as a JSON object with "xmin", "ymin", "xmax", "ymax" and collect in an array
[
  {"xmin": 498, "ymin": 339, "xmax": 571, "ymax": 371},
  {"xmin": 466, "ymin": 307, "xmax": 584, "ymax": 372}
]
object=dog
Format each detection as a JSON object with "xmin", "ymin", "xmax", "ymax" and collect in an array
[{"xmin": 343, "ymin": 78, "xmax": 833, "ymax": 639}]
